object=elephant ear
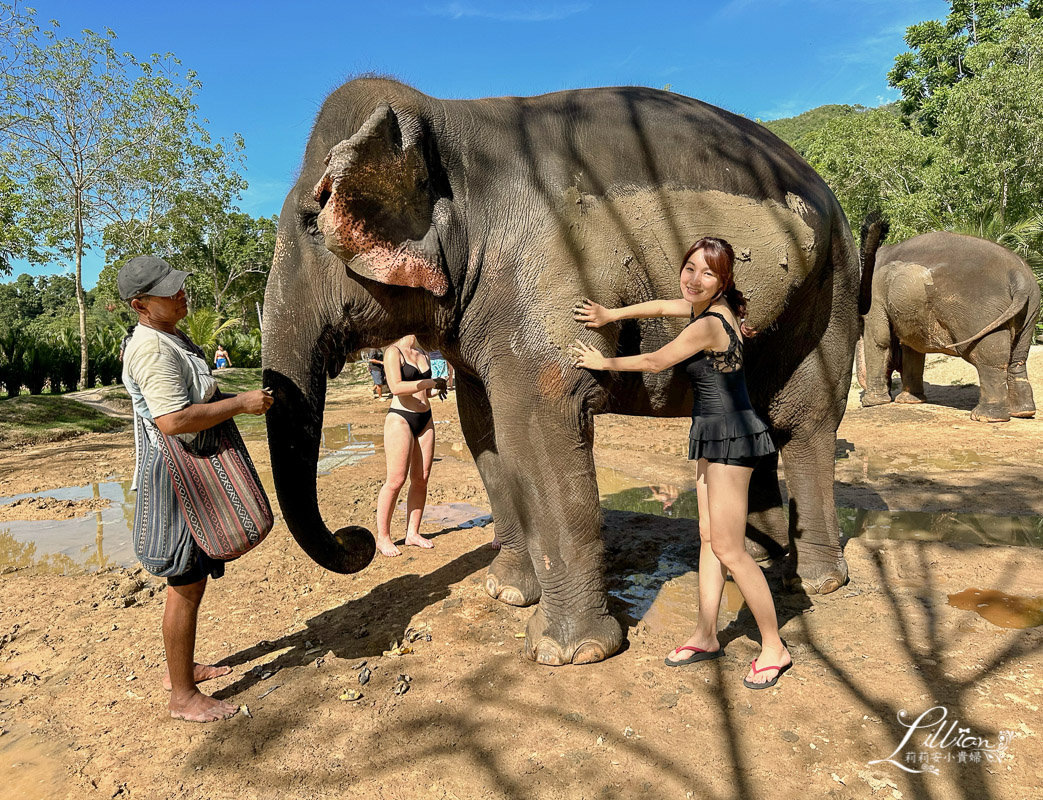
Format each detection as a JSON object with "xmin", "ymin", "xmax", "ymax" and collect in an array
[{"xmin": 313, "ymin": 102, "xmax": 450, "ymax": 296}]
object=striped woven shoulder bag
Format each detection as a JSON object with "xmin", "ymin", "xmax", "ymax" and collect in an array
[{"xmin": 154, "ymin": 418, "xmax": 274, "ymax": 560}]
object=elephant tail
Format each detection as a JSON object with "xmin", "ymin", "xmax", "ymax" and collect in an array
[
  {"xmin": 858, "ymin": 212, "xmax": 889, "ymax": 316},
  {"xmin": 950, "ymin": 268, "xmax": 1037, "ymax": 351}
]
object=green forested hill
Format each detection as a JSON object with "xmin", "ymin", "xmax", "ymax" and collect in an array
[{"xmin": 760, "ymin": 103, "xmax": 895, "ymax": 148}]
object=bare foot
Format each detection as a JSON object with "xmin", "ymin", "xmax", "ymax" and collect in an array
[
  {"xmin": 404, "ymin": 531, "xmax": 434, "ymax": 549},
  {"xmin": 163, "ymin": 662, "xmax": 232, "ymax": 691},
  {"xmin": 744, "ymin": 642, "xmax": 791, "ymax": 686},
  {"xmin": 376, "ymin": 536, "xmax": 402, "ymax": 557},
  {"xmin": 489, "ymin": 534, "xmax": 501, "ymax": 550},
  {"xmin": 664, "ymin": 630, "xmax": 721, "ymax": 664},
  {"xmin": 169, "ymin": 690, "xmax": 239, "ymax": 723}
]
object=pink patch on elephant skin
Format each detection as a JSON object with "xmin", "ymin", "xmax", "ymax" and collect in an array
[{"xmin": 316, "ymin": 187, "xmax": 449, "ymax": 297}]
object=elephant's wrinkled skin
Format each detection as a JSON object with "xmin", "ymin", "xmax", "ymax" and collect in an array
[
  {"xmin": 859, "ymin": 231, "xmax": 1040, "ymax": 422},
  {"xmin": 262, "ymin": 78, "xmax": 862, "ymax": 665}
]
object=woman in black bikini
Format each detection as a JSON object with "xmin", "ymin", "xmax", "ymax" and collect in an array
[
  {"xmin": 571, "ymin": 237, "xmax": 791, "ymax": 690},
  {"xmin": 375, "ymin": 335, "xmax": 448, "ymax": 557}
]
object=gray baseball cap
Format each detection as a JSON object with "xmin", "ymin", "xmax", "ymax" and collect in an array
[{"xmin": 117, "ymin": 256, "xmax": 189, "ymax": 300}]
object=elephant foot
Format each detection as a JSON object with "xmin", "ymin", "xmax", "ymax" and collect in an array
[
  {"xmin": 860, "ymin": 391, "xmax": 892, "ymax": 407},
  {"xmin": 745, "ymin": 536, "xmax": 787, "ymax": 563},
  {"xmin": 1011, "ymin": 409, "xmax": 1036, "ymax": 418},
  {"xmin": 785, "ymin": 556, "xmax": 849, "ymax": 595},
  {"xmin": 895, "ymin": 391, "xmax": 926, "ymax": 404},
  {"xmin": 1008, "ymin": 378, "xmax": 1035, "ymax": 417},
  {"xmin": 970, "ymin": 402, "xmax": 1011, "ymax": 423},
  {"xmin": 485, "ymin": 549, "xmax": 541, "ymax": 607},
  {"xmin": 523, "ymin": 604, "xmax": 623, "ymax": 666}
]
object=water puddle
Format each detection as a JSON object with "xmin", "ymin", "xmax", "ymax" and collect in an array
[
  {"xmin": 0, "ymin": 724, "xmax": 68, "ymax": 800},
  {"xmin": 947, "ymin": 588, "xmax": 1043, "ymax": 629},
  {"xmin": 834, "ymin": 439, "xmax": 1003, "ymax": 482},
  {"xmin": 839, "ymin": 508, "xmax": 1043, "ymax": 548},
  {"xmin": 0, "ymin": 421, "xmax": 478, "ymax": 576},
  {"xmin": 609, "ymin": 547, "xmax": 746, "ymax": 632}
]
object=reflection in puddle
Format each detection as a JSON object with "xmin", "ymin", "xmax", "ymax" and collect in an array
[
  {"xmin": 609, "ymin": 548, "xmax": 745, "ymax": 633},
  {"xmin": 834, "ymin": 441, "xmax": 1002, "ymax": 481},
  {"xmin": 839, "ymin": 508, "xmax": 1043, "ymax": 548},
  {"xmin": 947, "ymin": 588, "xmax": 1043, "ymax": 629},
  {"xmin": 0, "ymin": 421, "xmax": 477, "ymax": 576},
  {"xmin": 402, "ymin": 502, "xmax": 492, "ymax": 529}
]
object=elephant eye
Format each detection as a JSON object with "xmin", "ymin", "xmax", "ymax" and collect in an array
[{"xmin": 302, "ymin": 213, "xmax": 321, "ymax": 238}]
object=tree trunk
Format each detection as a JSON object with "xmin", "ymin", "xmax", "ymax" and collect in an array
[{"xmin": 75, "ymin": 207, "xmax": 88, "ymax": 389}]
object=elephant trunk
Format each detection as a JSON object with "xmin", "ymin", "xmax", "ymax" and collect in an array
[
  {"xmin": 858, "ymin": 212, "xmax": 889, "ymax": 317},
  {"xmin": 261, "ymin": 212, "xmax": 376, "ymax": 574},
  {"xmin": 262, "ymin": 362, "xmax": 375, "ymax": 574}
]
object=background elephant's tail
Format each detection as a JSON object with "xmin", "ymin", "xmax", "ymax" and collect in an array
[
  {"xmin": 951, "ymin": 267, "xmax": 1038, "ymax": 351},
  {"xmin": 858, "ymin": 212, "xmax": 889, "ymax": 316}
]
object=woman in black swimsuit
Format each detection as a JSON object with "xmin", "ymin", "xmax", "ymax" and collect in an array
[
  {"xmin": 571, "ymin": 237, "xmax": 791, "ymax": 690},
  {"xmin": 375, "ymin": 335, "xmax": 448, "ymax": 557}
]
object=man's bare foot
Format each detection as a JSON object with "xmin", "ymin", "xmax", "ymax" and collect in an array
[
  {"xmin": 376, "ymin": 536, "xmax": 402, "ymax": 557},
  {"xmin": 162, "ymin": 662, "xmax": 232, "ymax": 691},
  {"xmin": 403, "ymin": 531, "xmax": 434, "ymax": 549},
  {"xmin": 664, "ymin": 630, "xmax": 721, "ymax": 664},
  {"xmin": 169, "ymin": 690, "xmax": 239, "ymax": 723},
  {"xmin": 489, "ymin": 535, "xmax": 501, "ymax": 550},
  {"xmin": 743, "ymin": 641, "xmax": 791, "ymax": 686}
]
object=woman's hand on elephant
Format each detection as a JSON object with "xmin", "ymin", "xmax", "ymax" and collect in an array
[
  {"xmin": 573, "ymin": 299, "xmax": 612, "ymax": 328},
  {"xmin": 571, "ymin": 340, "xmax": 607, "ymax": 371},
  {"xmin": 240, "ymin": 389, "xmax": 275, "ymax": 416}
]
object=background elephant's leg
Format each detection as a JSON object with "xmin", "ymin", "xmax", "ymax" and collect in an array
[
  {"xmin": 456, "ymin": 376, "xmax": 541, "ymax": 607},
  {"xmin": 746, "ymin": 450, "xmax": 788, "ymax": 560},
  {"xmin": 860, "ymin": 310, "xmax": 894, "ymax": 406},
  {"xmin": 780, "ymin": 424, "xmax": 847, "ymax": 594},
  {"xmin": 1007, "ymin": 305, "xmax": 1037, "ymax": 418},
  {"xmin": 895, "ymin": 346, "xmax": 927, "ymax": 404},
  {"xmin": 487, "ymin": 392, "xmax": 621, "ymax": 666},
  {"xmin": 966, "ymin": 330, "xmax": 1014, "ymax": 422}
]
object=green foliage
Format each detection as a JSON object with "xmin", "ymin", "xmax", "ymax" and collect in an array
[
  {"xmin": 761, "ymin": 104, "xmax": 877, "ymax": 148},
  {"xmin": 221, "ymin": 328, "xmax": 262, "ymax": 368},
  {"xmin": 180, "ymin": 308, "xmax": 241, "ymax": 363},
  {"xmin": 888, "ymin": 0, "xmax": 1031, "ymax": 132},
  {"xmin": 0, "ymin": 5, "xmax": 247, "ymax": 386}
]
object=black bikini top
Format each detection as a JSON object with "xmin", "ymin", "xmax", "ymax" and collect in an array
[
  {"xmin": 688, "ymin": 308, "xmax": 743, "ymax": 373},
  {"xmin": 387, "ymin": 346, "xmax": 432, "ymax": 381}
]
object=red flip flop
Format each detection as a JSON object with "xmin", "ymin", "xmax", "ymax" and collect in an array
[
  {"xmin": 664, "ymin": 645, "xmax": 724, "ymax": 667},
  {"xmin": 742, "ymin": 658, "xmax": 792, "ymax": 689}
]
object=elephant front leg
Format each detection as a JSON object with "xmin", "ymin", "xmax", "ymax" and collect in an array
[
  {"xmin": 895, "ymin": 346, "xmax": 927, "ymax": 404},
  {"xmin": 491, "ymin": 394, "xmax": 622, "ymax": 666},
  {"xmin": 780, "ymin": 425, "xmax": 848, "ymax": 594},
  {"xmin": 456, "ymin": 377, "xmax": 541, "ymax": 607},
  {"xmin": 746, "ymin": 450, "xmax": 788, "ymax": 560}
]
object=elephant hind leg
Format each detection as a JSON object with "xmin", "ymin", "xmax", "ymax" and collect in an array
[
  {"xmin": 1008, "ymin": 359, "xmax": 1035, "ymax": 418},
  {"xmin": 894, "ymin": 346, "xmax": 927, "ymax": 404},
  {"xmin": 967, "ymin": 330, "xmax": 1013, "ymax": 422}
]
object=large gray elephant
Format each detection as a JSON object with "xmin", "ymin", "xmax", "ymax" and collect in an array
[
  {"xmin": 859, "ymin": 230, "xmax": 1040, "ymax": 422},
  {"xmin": 262, "ymin": 77, "xmax": 864, "ymax": 666}
]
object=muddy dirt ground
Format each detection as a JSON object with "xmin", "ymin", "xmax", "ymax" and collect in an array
[{"xmin": 2, "ymin": 350, "xmax": 1042, "ymax": 800}]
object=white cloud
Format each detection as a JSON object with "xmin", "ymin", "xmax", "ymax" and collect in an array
[{"xmin": 424, "ymin": 2, "xmax": 590, "ymax": 22}]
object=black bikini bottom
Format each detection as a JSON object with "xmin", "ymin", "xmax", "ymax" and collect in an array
[{"xmin": 388, "ymin": 407, "xmax": 432, "ymax": 438}]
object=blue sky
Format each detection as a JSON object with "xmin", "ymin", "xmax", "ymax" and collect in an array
[{"xmin": 11, "ymin": 0, "xmax": 950, "ymax": 288}]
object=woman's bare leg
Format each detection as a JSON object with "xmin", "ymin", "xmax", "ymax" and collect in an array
[
  {"xmin": 665, "ymin": 459, "xmax": 725, "ymax": 662},
  {"xmin": 404, "ymin": 421, "xmax": 435, "ymax": 549},
  {"xmin": 375, "ymin": 414, "xmax": 414, "ymax": 557},
  {"xmin": 705, "ymin": 461, "xmax": 789, "ymax": 684}
]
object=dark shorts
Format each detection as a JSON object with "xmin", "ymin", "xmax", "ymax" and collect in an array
[
  {"xmin": 702, "ymin": 454, "xmax": 761, "ymax": 468},
  {"xmin": 167, "ymin": 550, "xmax": 226, "ymax": 586}
]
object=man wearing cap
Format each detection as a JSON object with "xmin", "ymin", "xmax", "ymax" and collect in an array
[{"xmin": 119, "ymin": 255, "xmax": 274, "ymax": 723}]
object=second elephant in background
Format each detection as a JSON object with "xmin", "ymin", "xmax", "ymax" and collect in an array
[{"xmin": 858, "ymin": 229, "xmax": 1040, "ymax": 422}]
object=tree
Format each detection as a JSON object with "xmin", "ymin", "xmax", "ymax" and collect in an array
[
  {"xmin": 888, "ymin": 0, "xmax": 1037, "ymax": 132},
  {"xmin": 801, "ymin": 110, "xmax": 952, "ymax": 241},
  {"xmin": 0, "ymin": 11, "xmax": 245, "ymax": 387}
]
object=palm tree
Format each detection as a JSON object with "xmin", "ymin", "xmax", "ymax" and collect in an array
[{"xmin": 181, "ymin": 308, "xmax": 241, "ymax": 363}]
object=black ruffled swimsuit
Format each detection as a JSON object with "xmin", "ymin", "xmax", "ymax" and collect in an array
[
  {"xmin": 681, "ymin": 309, "xmax": 776, "ymax": 466},
  {"xmin": 387, "ymin": 347, "xmax": 433, "ymax": 437}
]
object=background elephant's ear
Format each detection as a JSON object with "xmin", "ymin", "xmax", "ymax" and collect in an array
[{"xmin": 314, "ymin": 102, "xmax": 451, "ymax": 297}]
